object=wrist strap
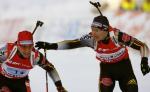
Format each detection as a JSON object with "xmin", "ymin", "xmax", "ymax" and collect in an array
[{"xmin": 55, "ymin": 80, "xmax": 62, "ymax": 87}]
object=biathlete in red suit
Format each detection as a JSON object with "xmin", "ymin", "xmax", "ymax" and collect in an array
[
  {"xmin": 35, "ymin": 15, "xmax": 150, "ymax": 92},
  {"xmin": 0, "ymin": 31, "xmax": 67, "ymax": 92}
]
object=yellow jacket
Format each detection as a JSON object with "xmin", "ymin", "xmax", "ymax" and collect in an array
[
  {"xmin": 120, "ymin": 0, "xmax": 137, "ymax": 11},
  {"xmin": 142, "ymin": 0, "xmax": 150, "ymax": 12}
]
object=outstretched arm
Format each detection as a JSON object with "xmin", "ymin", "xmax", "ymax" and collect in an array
[
  {"xmin": 37, "ymin": 52, "xmax": 67, "ymax": 92},
  {"xmin": 35, "ymin": 39, "xmax": 83, "ymax": 50},
  {"xmin": 35, "ymin": 33, "xmax": 95, "ymax": 50}
]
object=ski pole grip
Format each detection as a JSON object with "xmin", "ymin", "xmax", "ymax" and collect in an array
[
  {"xmin": 37, "ymin": 21, "xmax": 44, "ymax": 27},
  {"xmin": 89, "ymin": 1, "xmax": 103, "ymax": 16},
  {"xmin": 32, "ymin": 21, "xmax": 44, "ymax": 35}
]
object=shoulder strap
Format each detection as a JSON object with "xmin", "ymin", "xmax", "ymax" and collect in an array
[
  {"xmin": 7, "ymin": 44, "xmax": 18, "ymax": 60},
  {"xmin": 109, "ymin": 27, "xmax": 120, "ymax": 47},
  {"xmin": 30, "ymin": 51, "xmax": 35, "ymax": 67}
]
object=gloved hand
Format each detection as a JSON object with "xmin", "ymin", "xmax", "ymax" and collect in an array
[
  {"xmin": 35, "ymin": 41, "xmax": 58, "ymax": 50},
  {"xmin": 57, "ymin": 86, "xmax": 68, "ymax": 92},
  {"xmin": 141, "ymin": 57, "xmax": 150, "ymax": 76}
]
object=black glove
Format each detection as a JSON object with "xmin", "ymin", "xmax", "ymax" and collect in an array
[
  {"xmin": 35, "ymin": 41, "xmax": 58, "ymax": 50},
  {"xmin": 57, "ymin": 86, "xmax": 67, "ymax": 92},
  {"xmin": 141, "ymin": 57, "xmax": 150, "ymax": 76},
  {"xmin": 55, "ymin": 81, "xmax": 67, "ymax": 92}
]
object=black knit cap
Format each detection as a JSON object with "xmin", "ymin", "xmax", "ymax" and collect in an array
[{"xmin": 91, "ymin": 16, "xmax": 109, "ymax": 31}]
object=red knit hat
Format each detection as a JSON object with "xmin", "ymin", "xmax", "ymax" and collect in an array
[{"xmin": 17, "ymin": 30, "xmax": 33, "ymax": 45}]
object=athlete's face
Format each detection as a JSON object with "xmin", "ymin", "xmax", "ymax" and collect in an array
[
  {"xmin": 17, "ymin": 44, "xmax": 33, "ymax": 58},
  {"xmin": 91, "ymin": 27, "xmax": 108, "ymax": 41}
]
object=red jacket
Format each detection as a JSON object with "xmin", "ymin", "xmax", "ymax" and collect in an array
[
  {"xmin": 95, "ymin": 27, "xmax": 129, "ymax": 63},
  {"xmin": 0, "ymin": 43, "xmax": 40, "ymax": 79}
]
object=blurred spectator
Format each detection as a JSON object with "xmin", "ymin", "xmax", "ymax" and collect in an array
[
  {"xmin": 120, "ymin": 0, "xmax": 138, "ymax": 11},
  {"xmin": 116, "ymin": 0, "xmax": 141, "ymax": 16},
  {"xmin": 141, "ymin": 0, "xmax": 150, "ymax": 13}
]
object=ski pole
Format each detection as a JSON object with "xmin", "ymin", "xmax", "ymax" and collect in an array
[
  {"xmin": 32, "ymin": 20, "xmax": 47, "ymax": 91},
  {"xmin": 44, "ymin": 49, "xmax": 49, "ymax": 92},
  {"xmin": 33, "ymin": 21, "xmax": 48, "ymax": 92}
]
